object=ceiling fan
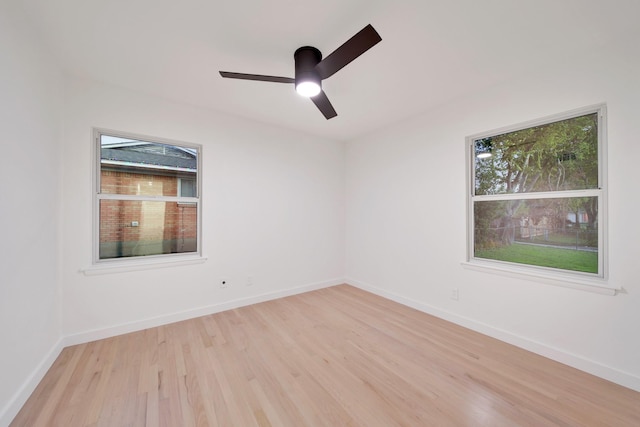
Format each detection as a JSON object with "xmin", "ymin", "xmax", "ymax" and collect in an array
[{"xmin": 219, "ymin": 24, "xmax": 382, "ymax": 120}]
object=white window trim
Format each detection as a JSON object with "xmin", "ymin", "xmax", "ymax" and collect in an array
[
  {"xmin": 464, "ymin": 104, "xmax": 617, "ymax": 294},
  {"xmin": 86, "ymin": 128, "xmax": 205, "ymax": 274},
  {"xmin": 81, "ymin": 254, "xmax": 207, "ymax": 276}
]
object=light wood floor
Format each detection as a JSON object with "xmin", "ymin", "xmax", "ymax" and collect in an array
[{"xmin": 11, "ymin": 285, "xmax": 640, "ymax": 426}]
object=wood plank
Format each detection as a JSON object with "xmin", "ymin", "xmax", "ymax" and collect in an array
[{"xmin": 10, "ymin": 285, "xmax": 640, "ymax": 426}]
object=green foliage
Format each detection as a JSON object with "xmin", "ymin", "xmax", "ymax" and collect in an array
[
  {"xmin": 475, "ymin": 113, "xmax": 598, "ymax": 196},
  {"xmin": 473, "ymin": 112, "xmax": 600, "ymax": 250}
]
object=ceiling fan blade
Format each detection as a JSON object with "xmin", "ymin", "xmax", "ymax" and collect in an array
[
  {"xmin": 310, "ymin": 90, "xmax": 337, "ymax": 120},
  {"xmin": 315, "ymin": 24, "xmax": 382, "ymax": 80},
  {"xmin": 219, "ymin": 71, "xmax": 295, "ymax": 84}
]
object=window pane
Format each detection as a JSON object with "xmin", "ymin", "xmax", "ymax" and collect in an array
[
  {"xmin": 179, "ymin": 178, "xmax": 197, "ymax": 197},
  {"xmin": 474, "ymin": 197, "xmax": 598, "ymax": 273},
  {"xmin": 100, "ymin": 136, "xmax": 197, "ymax": 196},
  {"xmin": 474, "ymin": 113, "xmax": 598, "ymax": 195},
  {"xmin": 99, "ymin": 200, "xmax": 197, "ymax": 259}
]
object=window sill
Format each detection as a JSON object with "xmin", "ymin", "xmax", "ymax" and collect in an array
[
  {"xmin": 81, "ymin": 255, "xmax": 207, "ymax": 276},
  {"xmin": 460, "ymin": 260, "xmax": 619, "ymax": 295}
]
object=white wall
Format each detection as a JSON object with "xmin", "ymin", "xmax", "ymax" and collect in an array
[
  {"xmin": 60, "ymin": 78, "xmax": 345, "ymax": 340},
  {"xmin": 3, "ymin": 7, "xmax": 638, "ymax": 424},
  {"xmin": 345, "ymin": 35, "xmax": 640, "ymax": 390},
  {"xmin": 0, "ymin": 3, "xmax": 63, "ymax": 424}
]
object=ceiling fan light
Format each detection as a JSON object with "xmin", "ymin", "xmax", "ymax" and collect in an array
[{"xmin": 296, "ymin": 81, "xmax": 321, "ymax": 97}]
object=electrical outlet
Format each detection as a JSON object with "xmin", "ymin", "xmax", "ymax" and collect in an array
[
  {"xmin": 451, "ymin": 289, "xmax": 459, "ymax": 301},
  {"xmin": 246, "ymin": 276, "xmax": 253, "ymax": 286},
  {"xmin": 220, "ymin": 279, "xmax": 228, "ymax": 288}
]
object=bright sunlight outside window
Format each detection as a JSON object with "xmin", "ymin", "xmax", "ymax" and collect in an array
[
  {"xmin": 467, "ymin": 105, "xmax": 607, "ymax": 284},
  {"xmin": 94, "ymin": 129, "xmax": 201, "ymax": 263}
]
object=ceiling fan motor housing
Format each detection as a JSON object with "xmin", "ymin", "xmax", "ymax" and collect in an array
[
  {"xmin": 294, "ymin": 46, "xmax": 322, "ymax": 90},
  {"xmin": 219, "ymin": 24, "xmax": 381, "ymax": 119}
]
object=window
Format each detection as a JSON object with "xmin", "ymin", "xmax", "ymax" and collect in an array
[
  {"xmin": 178, "ymin": 177, "xmax": 197, "ymax": 198},
  {"xmin": 94, "ymin": 129, "xmax": 201, "ymax": 263},
  {"xmin": 467, "ymin": 105, "xmax": 607, "ymax": 284}
]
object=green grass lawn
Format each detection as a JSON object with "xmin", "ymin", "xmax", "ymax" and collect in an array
[
  {"xmin": 475, "ymin": 243, "xmax": 598, "ymax": 273},
  {"xmin": 523, "ymin": 231, "xmax": 596, "ymax": 248}
]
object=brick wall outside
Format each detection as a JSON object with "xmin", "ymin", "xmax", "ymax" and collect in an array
[
  {"xmin": 99, "ymin": 170, "xmax": 197, "ymax": 258},
  {"xmin": 101, "ymin": 170, "xmax": 181, "ymax": 196}
]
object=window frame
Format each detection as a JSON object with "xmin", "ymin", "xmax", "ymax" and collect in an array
[
  {"xmin": 91, "ymin": 128, "xmax": 204, "ymax": 270},
  {"xmin": 464, "ymin": 104, "xmax": 614, "ymax": 293}
]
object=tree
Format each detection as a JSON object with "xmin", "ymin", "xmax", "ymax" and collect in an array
[{"xmin": 474, "ymin": 113, "xmax": 599, "ymax": 248}]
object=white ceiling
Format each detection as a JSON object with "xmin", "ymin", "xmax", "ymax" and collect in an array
[{"xmin": 15, "ymin": 0, "xmax": 640, "ymax": 141}]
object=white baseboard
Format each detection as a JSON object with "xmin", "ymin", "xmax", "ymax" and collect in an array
[
  {"xmin": 345, "ymin": 277, "xmax": 640, "ymax": 393},
  {"xmin": 63, "ymin": 277, "xmax": 343, "ymax": 347},
  {"xmin": 8, "ymin": 275, "xmax": 634, "ymax": 427},
  {"xmin": 0, "ymin": 338, "xmax": 65, "ymax": 427}
]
